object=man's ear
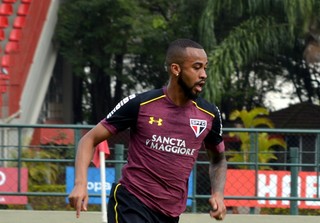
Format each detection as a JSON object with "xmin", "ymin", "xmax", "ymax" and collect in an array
[{"xmin": 170, "ymin": 63, "xmax": 181, "ymax": 75}]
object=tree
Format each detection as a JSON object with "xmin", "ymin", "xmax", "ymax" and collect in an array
[
  {"xmin": 56, "ymin": 0, "xmax": 320, "ymax": 124},
  {"xmin": 56, "ymin": 0, "xmax": 141, "ymax": 123},
  {"xmin": 55, "ymin": 0, "xmax": 207, "ymax": 123},
  {"xmin": 199, "ymin": 0, "xmax": 320, "ymax": 119},
  {"xmin": 9, "ymin": 132, "xmax": 74, "ymax": 185},
  {"xmin": 227, "ymin": 107, "xmax": 287, "ymax": 170}
]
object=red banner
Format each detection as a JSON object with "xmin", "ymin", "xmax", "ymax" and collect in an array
[
  {"xmin": 225, "ymin": 169, "xmax": 320, "ymax": 209},
  {"xmin": 0, "ymin": 167, "xmax": 28, "ymax": 204}
]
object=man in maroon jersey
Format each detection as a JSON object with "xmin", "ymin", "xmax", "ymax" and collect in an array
[{"xmin": 68, "ymin": 39, "xmax": 227, "ymax": 222}]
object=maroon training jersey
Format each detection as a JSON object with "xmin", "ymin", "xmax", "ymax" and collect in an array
[{"xmin": 100, "ymin": 87, "xmax": 225, "ymax": 217}]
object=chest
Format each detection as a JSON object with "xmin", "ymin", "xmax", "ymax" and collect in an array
[{"xmin": 136, "ymin": 101, "xmax": 213, "ymax": 147}]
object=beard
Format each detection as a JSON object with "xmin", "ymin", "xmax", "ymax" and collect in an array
[{"xmin": 177, "ymin": 72, "xmax": 199, "ymax": 100}]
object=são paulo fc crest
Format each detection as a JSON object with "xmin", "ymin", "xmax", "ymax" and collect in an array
[{"xmin": 190, "ymin": 119, "xmax": 207, "ymax": 137}]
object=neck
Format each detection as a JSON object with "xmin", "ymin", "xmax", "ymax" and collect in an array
[{"xmin": 166, "ymin": 81, "xmax": 191, "ymax": 106}]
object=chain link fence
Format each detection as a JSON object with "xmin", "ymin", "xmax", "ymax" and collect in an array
[{"xmin": 0, "ymin": 124, "xmax": 319, "ymax": 215}]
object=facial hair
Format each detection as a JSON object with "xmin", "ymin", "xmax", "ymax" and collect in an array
[{"xmin": 177, "ymin": 71, "xmax": 198, "ymax": 100}]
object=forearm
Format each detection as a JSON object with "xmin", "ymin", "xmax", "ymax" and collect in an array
[
  {"xmin": 73, "ymin": 123, "xmax": 111, "ymax": 186},
  {"xmin": 74, "ymin": 136, "xmax": 95, "ymax": 186},
  {"xmin": 68, "ymin": 134, "xmax": 97, "ymax": 218},
  {"xmin": 209, "ymin": 153, "xmax": 227, "ymax": 195}
]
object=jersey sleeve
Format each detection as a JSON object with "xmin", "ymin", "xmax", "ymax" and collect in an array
[
  {"xmin": 204, "ymin": 105, "xmax": 225, "ymax": 153},
  {"xmin": 100, "ymin": 94, "xmax": 140, "ymax": 134}
]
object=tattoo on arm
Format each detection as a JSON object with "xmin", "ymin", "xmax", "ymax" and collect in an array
[{"xmin": 208, "ymin": 150, "xmax": 227, "ymax": 194}]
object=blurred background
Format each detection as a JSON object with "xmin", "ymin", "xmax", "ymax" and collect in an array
[{"xmin": 0, "ymin": 0, "xmax": 319, "ymax": 216}]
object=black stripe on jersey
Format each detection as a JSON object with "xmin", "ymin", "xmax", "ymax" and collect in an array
[
  {"xmin": 192, "ymin": 97, "xmax": 218, "ymax": 118},
  {"xmin": 105, "ymin": 89, "xmax": 165, "ymax": 132},
  {"xmin": 192, "ymin": 101, "xmax": 215, "ymax": 117},
  {"xmin": 139, "ymin": 89, "xmax": 166, "ymax": 106}
]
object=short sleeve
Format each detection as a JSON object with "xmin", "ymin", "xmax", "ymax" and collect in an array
[
  {"xmin": 204, "ymin": 106, "xmax": 225, "ymax": 153},
  {"xmin": 100, "ymin": 94, "xmax": 140, "ymax": 133}
]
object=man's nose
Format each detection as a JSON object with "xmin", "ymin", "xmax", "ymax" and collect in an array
[{"xmin": 200, "ymin": 69, "xmax": 207, "ymax": 79}]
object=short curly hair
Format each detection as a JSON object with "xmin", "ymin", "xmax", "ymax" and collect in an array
[{"xmin": 165, "ymin": 39, "xmax": 204, "ymax": 69}]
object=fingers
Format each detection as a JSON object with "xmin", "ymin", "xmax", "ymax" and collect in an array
[
  {"xmin": 75, "ymin": 196, "xmax": 88, "ymax": 218},
  {"xmin": 208, "ymin": 197, "xmax": 218, "ymax": 214},
  {"xmin": 208, "ymin": 197, "xmax": 226, "ymax": 221},
  {"xmin": 215, "ymin": 214, "xmax": 224, "ymax": 221},
  {"xmin": 210, "ymin": 209, "xmax": 226, "ymax": 221},
  {"xmin": 68, "ymin": 194, "xmax": 88, "ymax": 218},
  {"xmin": 82, "ymin": 195, "xmax": 88, "ymax": 212},
  {"xmin": 76, "ymin": 198, "xmax": 82, "ymax": 218},
  {"xmin": 212, "ymin": 211, "xmax": 225, "ymax": 221},
  {"xmin": 68, "ymin": 196, "xmax": 76, "ymax": 208},
  {"xmin": 210, "ymin": 201, "xmax": 218, "ymax": 212}
]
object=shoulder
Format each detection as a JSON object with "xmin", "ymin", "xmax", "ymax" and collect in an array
[
  {"xmin": 192, "ymin": 97, "xmax": 220, "ymax": 118},
  {"xmin": 139, "ymin": 88, "xmax": 166, "ymax": 105},
  {"xmin": 107, "ymin": 89, "xmax": 164, "ymax": 117}
]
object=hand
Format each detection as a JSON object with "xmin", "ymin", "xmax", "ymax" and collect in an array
[
  {"xmin": 68, "ymin": 184, "xmax": 88, "ymax": 218},
  {"xmin": 208, "ymin": 194, "xmax": 226, "ymax": 221}
]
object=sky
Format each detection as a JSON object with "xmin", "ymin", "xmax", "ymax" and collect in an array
[{"xmin": 264, "ymin": 79, "xmax": 301, "ymax": 111}]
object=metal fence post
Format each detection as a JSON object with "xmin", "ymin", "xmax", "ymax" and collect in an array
[
  {"xmin": 17, "ymin": 127, "xmax": 22, "ymax": 192},
  {"xmin": 290, "ymin": 147, "xmax": 299, "ymax": 215},
  {"xmin": 73, "ymin": 127, "xmax": 82, "ymax": 157},
  {"xmin": 316, "ymin": 134, "xmax": 320, "ymax": 198},
  {"xmin": 192, "ymin": 164, "xmax": 197, "ymax": 213},
  {"xmin": 114, "ymin": 144, "xmax": 124, "ymax": 182},
  {"xmin": 249, "ymin": 132, "xmax": 258, "ymax": 214}
]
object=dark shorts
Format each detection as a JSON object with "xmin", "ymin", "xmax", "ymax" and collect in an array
[{"xmin": 107, "ymin": 183, "xmax": 180, "ymax": 223}]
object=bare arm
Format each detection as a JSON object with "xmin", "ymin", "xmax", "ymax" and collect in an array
[
  {"xmin": 207, "ymin": 148, "xmax": 227, "ymax": 220},
  {"xmin": 68, "ymin": 123, "xmax": 112, "ymax": 218}
]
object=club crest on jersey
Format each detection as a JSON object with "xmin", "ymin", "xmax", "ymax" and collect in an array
[{"xmin": 190, "ymin": 119, "xmax": 207, "ymax": 137}]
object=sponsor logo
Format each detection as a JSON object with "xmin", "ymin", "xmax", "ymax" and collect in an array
[
  {"xmin": 149, "ymin": 117, "xmax": 163, "ymax": 126},
  {"xmin": 0, "ymin": 171, "xmax": 6, "ymax": 185},
  {"xmin": 145, "ymin": 135, "xmax": 196, "ymax": 156},
  {"xmin": 0, "ymin": 168, "xmax": 28, "ymax": 204},
  {"xmin": 190, "ymin": 119, "xmax": 207, "ymax": 137},
  {"xmin": 107, "ymin": 94, "xmax": 136, "ymax": 118},
  {"xmin": 216, "ymin": 106, "xmax": 223, "ymax": 136}
]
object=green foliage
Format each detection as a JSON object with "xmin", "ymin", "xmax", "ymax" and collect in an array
[
  {"xmin": 28, "ymin": 185, "xmax": 69, "ymax": 210},
  {"xmin": 260, "ymin": 207, "xmax": 320, "ymax": 215},
  {"xmin": 9, "ymin": 132, "xmax": 74, "ymax": 185},
  {"xmin": 227, "ymin": 107, "xmax": 287, "ymax": 169},
  {"xmin": 27, "ymin": 185, "xmax": 100, "ymax": 211},
  {"xmin": 57, "ymin": 0, "xmax": 146, "ymax": 76},
  {"xmin": 229, "ymin": 107, "xmax": 274, "ymax": 128},
  {"xmin": 56, "ymin": 0, "xmax": 207, "ymax": 123},
  {"xmin": 9, "ymin": 147, "xmax": 60, "ymax": 185},
  {"xmin": 200, "ymin": 0, "xmax": 320, "ymax": 109},
  {"xmin": 29, "ymin": 184, "xmax": 65, "ymax": 192},
  {"xmin": 55, "ymin": 0, "xmax": 320, "ymax": 123},
  {"xmin": 22, "ymin": 148, "xmax": 60, "ymax": 184}
]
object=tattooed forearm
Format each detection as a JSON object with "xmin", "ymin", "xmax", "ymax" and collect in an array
[{"xmin": 208, "ymin": 151, "xmax": 227, "ymax": 194}]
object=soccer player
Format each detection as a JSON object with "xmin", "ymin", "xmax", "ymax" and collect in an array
[{"xmin": 68, "ymin": 39, "xmax": 227, "ymax": 222}]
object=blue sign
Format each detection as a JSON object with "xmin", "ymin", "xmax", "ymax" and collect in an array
[
  {"xmin": 187, "ymin": 170, "xmax": 193, "ymax": 206},
  {"xmin": 66, "ymin": 166, "xmax": 115, "ymax": 204}
]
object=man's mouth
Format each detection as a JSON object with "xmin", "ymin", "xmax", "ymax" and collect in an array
[{"xmin": 194, "ymin": 81, "xmax": 205, "ymax": 93}]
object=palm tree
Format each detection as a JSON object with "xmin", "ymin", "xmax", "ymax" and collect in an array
[
  {"xmin": 227, "ymin": 107, "xmax": 286, "ymax": 170},
  {"xmin": 199, "ymin": 0, "xmax": 320, "ymax": 111}
]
